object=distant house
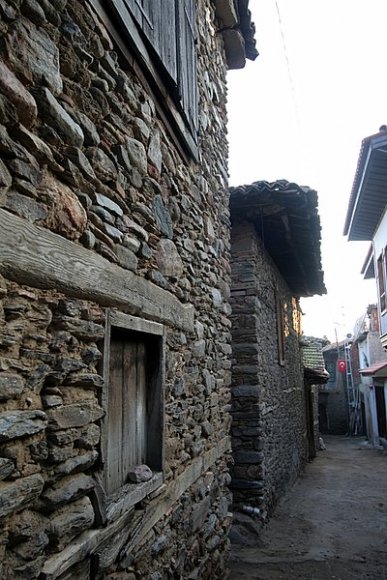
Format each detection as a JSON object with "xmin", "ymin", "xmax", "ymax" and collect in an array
[
  {"xmin": 302, "ymin": 338, "xmax": 329, "ymax": 457},
  {"xmin": 229, "ymin": 180, "xmax": 325, "ymax": 538},
  {"xmin": 344, "ymin": 127, "xmax": 387, "ymax": 446},
  {"xmin": 0, "ymin": 1, "xmax": 257, "ymax": 578},
  {"xmin": 354, "ymin": 305, "xmax": 387, "ymax": 444},
  {"xmin": 321, "ymin": 340, "xmax": 350, "ymax": 435}
]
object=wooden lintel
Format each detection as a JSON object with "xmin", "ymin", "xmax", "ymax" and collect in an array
[{"xmin": 0, "ymin": 209, "xmax": 194, "ymax": 333}]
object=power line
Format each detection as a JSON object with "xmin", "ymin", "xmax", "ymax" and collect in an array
[{"xmin": 274, "ymin": 0, "xmax": 302, "ymax": 135}]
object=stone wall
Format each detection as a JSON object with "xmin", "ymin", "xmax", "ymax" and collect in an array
[
  {"xmin": 230, "ymin": 221, "xmax": 308, "ymax": 533},
  {"xmin": 0, "ymin": 1, "xmax": 234, "ymax": 578}
]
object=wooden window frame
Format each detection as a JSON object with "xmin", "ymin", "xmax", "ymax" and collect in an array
[
  {"xmin": 377, "ymin": 251, "xmax": 386, "ymax": 314},
  {"xmin": 88, "ymin": 0, "xmax": 199, "ymax": 162},
  {"xmin": 97, "ymin": 310, "xmax": 165, "ymax": 523}
]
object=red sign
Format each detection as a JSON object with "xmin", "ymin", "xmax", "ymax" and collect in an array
[{"xmin": 337, "ymin": 359, "xmax": 346, "ymax": 373}]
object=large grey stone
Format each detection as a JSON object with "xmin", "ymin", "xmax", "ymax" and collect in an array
[
  {"xmin": 86, "ymin": 148, "xmax": 117, "ymax": 181},
  {"xmin": 191, "ymin": 496, "xmax": 211, "ymax": 532},
  {"xmin": 20, "ymin": 0, "xmax": 47, "ymax": 26},
  {"xmin": 148, "ymin": 129, "xmax": 162, "ymax": 173},
  {"xmin": 95, "ymin": 192, "xmax": 123, "ymax": 217},
  {"xmin": 48, "ymin": 496, "xmax": 95, "ymax": 551},
  {"xmin": 73, "ymin": 113, "xmax": 100, "ymax": 146},
  {"xmin": 6, "ymin": 18, "xmax": 63, "ymax": 95},
  {"xmin": 41, "ymin": 473, "xmax": 95, "ymax": 510},
  {"xmin": 47, "ymin": 403, "xmax": 104, "ymax": 430},
  {"xmin": 126, "ymin": 137, "xmax": 147, "ymax": 175},
  {"xmin": 128, "ymin": 464, "xmax": 153, "ymax": 483},
  {"xmin": 4, "ymin": 192, "xmax": 48, "ymax": 224},
  {"xmin": 13, "ymin": 124, "xmax": 54, "ymax": 163},
  {"xmin": 0, "ymin": 410, "xmax": 47, "ymax": 442},
  {"xmin": 0, "ymin": 159, "xmax": 12, "ymax": 193},
  {"xmin": 0, "ymin": 474, "xmax": 44, "ymax": 518},
  {"xmin": 155, "ymin": 239, "xmax": 183, "ymax": 278},
  {"xmin": 0, "ymin": 458, "xmax": 14, "ymax": 480},
  {"xmin": 115, "ymin": 244, "xmax": 138, "ymax": 272},
  {"xmin": 63, "ymin": 373, "xmax": 104, "ymax": 389},
  {"xmin": 153, "ymin": 195, "xmax": 173, "ymax": 239},
  {"xmin": 54, "ymin": 317, "xmax": 104, "ymax": 341},
  {"xmin": 233, "ymin": 451, "xmax": 264, "ymax": 464},
  {"xmin": 34, "ymin": 88, "xmax": 83, "ymax": 146},
  {"xmin": 0, "ymin": 373, "xmax": 25, "ymax": 400},
  {"xmin": 0, "ymin": 60, "xmax": 37, "ymax": 128}
]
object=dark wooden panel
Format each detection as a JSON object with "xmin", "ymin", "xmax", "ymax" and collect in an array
[
  {"xmin": 135, "ymin": 341, "xmax": 147, "ymax": 464},
  {"xmin": 177, "ymin": 0, "xmax": 198, "ymax": 132},
  {"xmin": 122, "ymin": 340, "xmax": 138, "ymax": 475},
  {"xmin": 149, "ymin": 0, "xmax": 177, "ymax": 83},
  {"xmin": 107, "ymin": 336, "xmax": 124, "ymax": 494}
]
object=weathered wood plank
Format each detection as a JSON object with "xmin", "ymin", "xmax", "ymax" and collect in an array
[
  {"xmin": 107, "ymin": 333, "xmax": 124, "ymax": 494},
  {"xmin": 123, "ymin": 340, "xmax": 137, "ymax": 471},
  {"xmin": 106, "ymin": 472, "xmax": 162, "ymax": 523},
  {"xmin": 109, "ymin": 311, "xmax": 164, "ymax": 336},
  {"xmin": 0, "ymin": 209, "xmax": 194, "ymax": 332},
  {"xmin": 135, "ymin": 341, "xmax": 147, "ymax": 465},
  {"xmin": 41, "ymin": 437, "xmax": 230, "ymax": 579}
]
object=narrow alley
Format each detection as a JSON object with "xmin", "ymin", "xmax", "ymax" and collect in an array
[{"xmin": 229, "ymin": 436, "xmax": 387, "ymax": 580}]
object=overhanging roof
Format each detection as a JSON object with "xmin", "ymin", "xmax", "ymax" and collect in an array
[
  {"xmin": 302, "ymin": 341, "xmax": 329, "ymax": 384},
  {"xmin": 344, "ymin": 130, "xmax": 387, "ymax": 241},
  {"xmin": 229, "ymin": 180, "xmax": 326, "ymax": 297},
  {"xmin": 360, "ymin": 360, "xmax": 387, "ymax": 377}
]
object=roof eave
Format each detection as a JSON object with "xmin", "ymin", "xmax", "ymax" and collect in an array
[
  {"xmin": 230, "ymin": 180, "xmax": 326, "ymax": 297},
  {"xmin": 213, "ymin": 0, "xmax": 258, "ymax": 69},
  {"xmin": 345, "ymin": 132, "xmax": 387, "ymax": 240}
]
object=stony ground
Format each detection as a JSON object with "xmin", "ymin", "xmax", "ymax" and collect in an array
[{"xmin": 229, "ymin": 436, "xmax": 387, "ymax": 580}]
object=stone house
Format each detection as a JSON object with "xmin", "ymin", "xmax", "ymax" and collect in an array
[
  {"xmin": 0, "ymin": 1, "xmax": 257, "ymax": 578},
  {"xmin": 228, "ymin": 180, "xmax": 325, "ymax": 538}
]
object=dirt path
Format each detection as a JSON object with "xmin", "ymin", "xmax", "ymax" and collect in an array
[{"xmin": 229, "ymin": 436, "xmax": 387, "ymax": 580}]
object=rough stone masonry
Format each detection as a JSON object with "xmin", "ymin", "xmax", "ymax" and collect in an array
[{"xmin": 0, "ymin": 0, "xmax": 252, "ymax": 577}]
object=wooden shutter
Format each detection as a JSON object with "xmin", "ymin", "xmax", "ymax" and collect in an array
[
  {"xmin": 122, "ymin": 0, "xmax": 178, "ymax": 84},
  {"xmin": 176, "ymin": 0, "xmax": 198, "ymax": 133},
  {"xmin": 107, "ymin": 331, "xmax": 147, "ymax": 494}
]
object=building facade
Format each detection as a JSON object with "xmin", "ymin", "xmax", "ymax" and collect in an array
[
  {"xmin": 228, "ymin": 180, "xmax": 325, "ymax": 539},
  {"xmin": 0, "ymin": 1, "xmax": 257, "ymax": 578},
  {"xmin": 344, "ymin": 127, "xmax": 387, "ymax": 446}
]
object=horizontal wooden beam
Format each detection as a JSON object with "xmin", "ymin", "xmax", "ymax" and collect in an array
[{"xmin": 0, "ymin": 210, "xmax": 194, "ymax": 333}]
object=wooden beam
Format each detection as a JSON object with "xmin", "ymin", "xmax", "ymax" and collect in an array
[{"xmin": 0, "ymin": 210, "xmax": 194, "ymax": 333}]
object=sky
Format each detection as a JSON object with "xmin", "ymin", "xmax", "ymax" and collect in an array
[{"xmin": 227, "ymin": 0, "xmax": 387, "ymax": 341}]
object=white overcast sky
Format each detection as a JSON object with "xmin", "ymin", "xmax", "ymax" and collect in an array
[{"xmin": 227, "ymin": 0, "xmax": 387, "ymax": 341}]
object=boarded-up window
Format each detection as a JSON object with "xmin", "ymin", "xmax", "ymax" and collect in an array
[
  {"xmin": 108, "ymin": 0, "xmax": 198, "ymax": 138},
  {"xmin": 103, "ymin": 312, "xmax": 164, "ymax": 496}
]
